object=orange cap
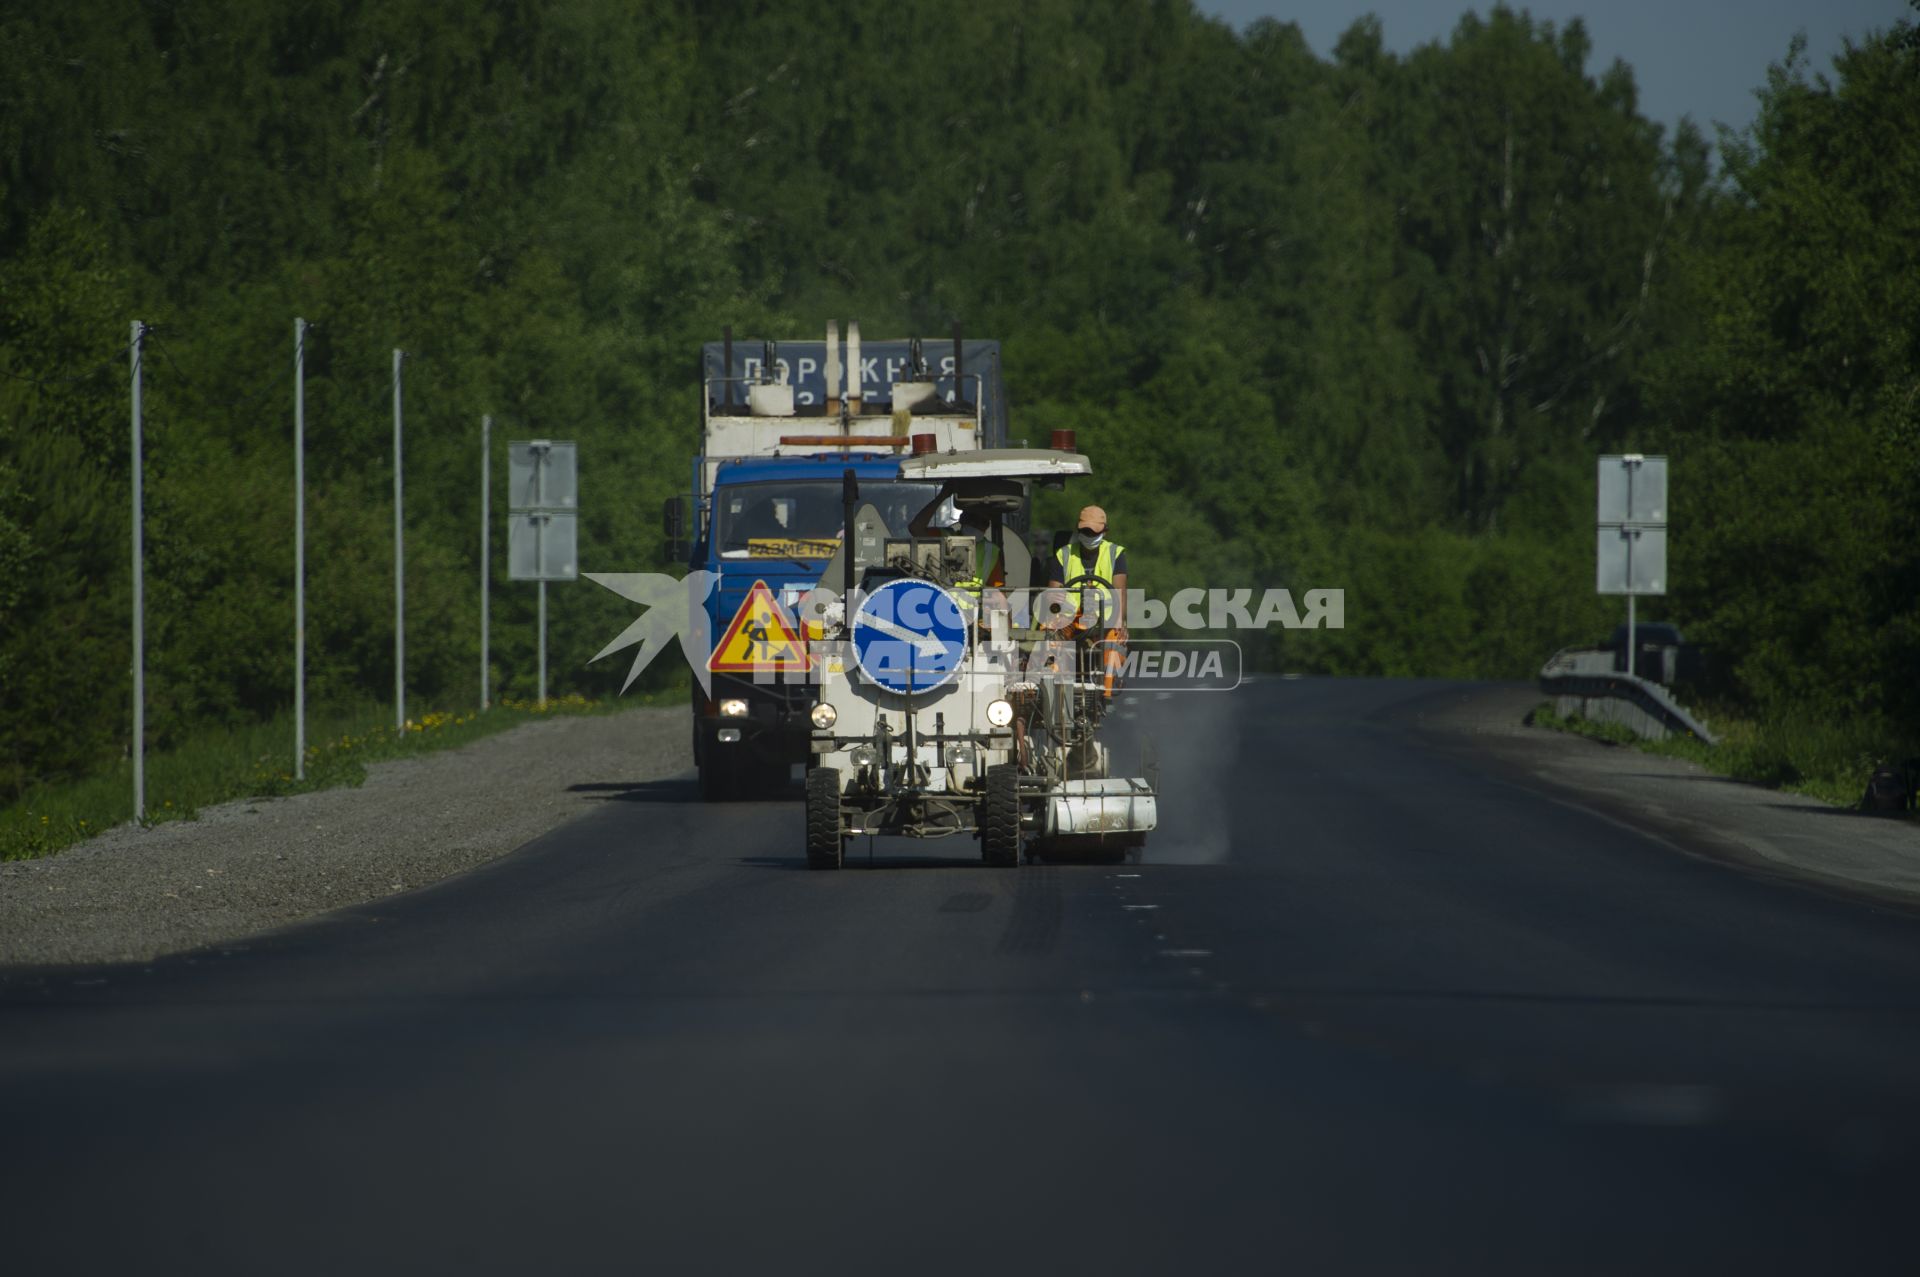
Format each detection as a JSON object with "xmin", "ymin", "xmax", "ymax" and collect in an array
[{"xmin": 1076, "ymin": 505, "xmax": 1108, "ymax": 533}]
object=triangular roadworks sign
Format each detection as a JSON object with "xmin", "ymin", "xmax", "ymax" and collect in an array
[{"xmin": 707, "ymin": 579, "xmax": 811, "ymax": 673}]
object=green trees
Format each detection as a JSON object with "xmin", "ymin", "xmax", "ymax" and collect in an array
[
  {"xmin": 1382, "ymin": 13, "xmax": 1675, "ymax": 530},
  {"xmin": 1644, "ymin": 26, "xmax": 1920, "ymax": 727},
  {"xmin": 0, "ymin": 208, "xmax": 143, "ymax": 795},
  {"xmin": 0, "ymin": 0, "xmax": 1911, "ymax": 800}
]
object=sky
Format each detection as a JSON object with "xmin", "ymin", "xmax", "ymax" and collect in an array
[{"xmin": 1192, "ymin": 0, "xmax": 1912, "ymax": 141}]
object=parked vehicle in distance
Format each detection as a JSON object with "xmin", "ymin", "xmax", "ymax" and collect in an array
[{"xmin": 1605, "ymin": 622, "xmax": 1705, "ymax": 687}]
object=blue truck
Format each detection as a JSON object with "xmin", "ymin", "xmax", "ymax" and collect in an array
[{"xmin": 665, "ymin": 323, "xmax": 1009, "ymax": 799}]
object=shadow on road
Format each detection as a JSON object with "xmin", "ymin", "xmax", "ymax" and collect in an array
[
  {"xmin": 568, "ymin": 777, "xmax": 801, "ymax": 804},
  {"xmin": 567, "ymin": 779, "xmax": 702, "ymax": 802},
  {"xmin": 1619, "ymin": 772, "xmax": 1760, "ymax": 786},
  {"xmin": 1762, "ymin": 803, "xmax": 1910, "ymax": 821},
  {"xmin": 738, "ymin": 852, "xmax": 987, "ymax": 871}
]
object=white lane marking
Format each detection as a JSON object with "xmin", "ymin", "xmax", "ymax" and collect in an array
[
  {"xmin": 1158, "ymin": 949, "xmax": 1211, "ymax": 958},
  {"xmin": 1122, "ymin": 904, "xmax": 1159, "ymax": 911}
]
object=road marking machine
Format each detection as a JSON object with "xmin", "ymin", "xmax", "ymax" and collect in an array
[{"xmin": 797, "ymin": 446, "xmax": 1158, "ymax": 869}]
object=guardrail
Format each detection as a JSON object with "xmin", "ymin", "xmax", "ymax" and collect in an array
[{"xmin": 1539, "ymin": 647, "xmax": 1718, "ymax": 746}]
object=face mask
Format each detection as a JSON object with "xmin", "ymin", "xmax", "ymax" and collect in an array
[{"xmin": 1073, "ymin": 529, "xmax": 1104, "ymax": 549}]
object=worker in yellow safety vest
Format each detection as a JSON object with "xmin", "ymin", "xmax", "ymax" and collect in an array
[
  {"xmin": 909, "ymin": 490, "xmax": 1005, "ymax": 616},
  {"xmin": 1048, "ymin": 504, "xmax": 1127, "ymax": 637},
  {"xmin": 952, "ymin": 507, "xmax": 1004, "ymax": 610}
]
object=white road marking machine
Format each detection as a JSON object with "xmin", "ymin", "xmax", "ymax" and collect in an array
[{"xmin": 801, "ymin": 448, "xmax": 1157, "ymax": 869}]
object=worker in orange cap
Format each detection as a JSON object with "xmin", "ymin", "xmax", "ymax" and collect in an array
[{"xmin": 1048, "ymin": 504, "xmax": 1127, "ymax": 639}]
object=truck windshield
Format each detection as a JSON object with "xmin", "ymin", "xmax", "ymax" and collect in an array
[{"xmin": 716, "ymin": 480, "xmax": 941, "ymax": 560}]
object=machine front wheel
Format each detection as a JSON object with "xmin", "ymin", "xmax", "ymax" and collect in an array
[
  {"xmin": 805, "ymin": 766, "xmax": 845, "ymax": 870},
  {"xmin": 981, "ymin": 764, "xmax": 1023, "ymax": 867}
]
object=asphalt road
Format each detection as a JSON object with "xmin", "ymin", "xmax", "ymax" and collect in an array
[{"xmin": 6, "ymin": 679, "xmax": 1920, "ymax": 1275}]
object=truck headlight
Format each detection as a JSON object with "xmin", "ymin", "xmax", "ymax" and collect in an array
[
  {"xmin": 719, "ymin": 698, "xmax": 748, "ymax": 718},
  {"xmin": 985, "ymin": 698, "xmax": 1014, "ymax": 728},
  {"xmin": 810, "ymin": 702, "xmax": 838, "ymax": 730},
  {"xmin": 850, "ymin": 744, "xmax": 878, "ymax": 770}
]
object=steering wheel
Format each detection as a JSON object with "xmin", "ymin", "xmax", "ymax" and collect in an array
[
  {"xmin": 1042, "ymin": 571, "xmax": 1115, "ymax": 633},
  {"xmin": 1060, "ymin": 572, "xmax": 1113, "ymax": 590}
]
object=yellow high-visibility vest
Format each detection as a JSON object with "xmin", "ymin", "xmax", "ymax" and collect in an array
[
  {"xmin": 956, "ymin": 539, "xmax": 1001, "ymax": 610},
  {"xmin": 1055, "ymin": 540, "xmax": 1123, "ymax": 626}
]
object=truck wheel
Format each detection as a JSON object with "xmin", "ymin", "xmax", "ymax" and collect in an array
[
  {"xmin": 806, "ymin": 766, "xmax": 844, "ymax": 870},
  {"xmin": 981, "ymin": 763, "xmax": 1022, "ymax": 867}
]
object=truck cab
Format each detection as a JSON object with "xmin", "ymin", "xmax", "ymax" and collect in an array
[{"xmin": 692, "ymin": 456, "xmax": 942, "ymax": 797}]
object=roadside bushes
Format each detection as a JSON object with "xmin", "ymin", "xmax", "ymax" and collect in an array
[{"xmin": 1293, "ymin": 528, "xmax": 1615, "ymax": 679}]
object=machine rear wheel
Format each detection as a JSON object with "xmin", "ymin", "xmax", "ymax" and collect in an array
[
  {"xmin": 805, "ymin": 766, "xmax": 844, "ymax": 870},
  {"xmin": 981, "ymin": 763, "xmax": 1022, "ymax": 867}
]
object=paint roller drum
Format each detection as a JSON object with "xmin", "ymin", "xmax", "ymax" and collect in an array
[{"xmin": 1046, "ymin": 778, "xmax": 1157, "ymax": 837}]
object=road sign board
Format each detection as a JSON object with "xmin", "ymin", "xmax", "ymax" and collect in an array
[
  {"xmin": 1596, "ymin": 525, "xmax": 1667, "ymax": 595},
  {"xmin": 509, "ymin": 440, "xmax": 578, "ymax": 511},
  {"xmin": 1597, "ymin": 454, "xmax": 1667, "ymax": 523},
  {"xmin": 851, "ymin": 578, "xmax": 968, "ymax": 694},
  {"xmin": 1597, "ymin": 454, "xmax": 1668, "ymax": 598},
  {"xmin": 709, "ymin": 579, "xmax": 811, "ymax": 672},
  {"xmin": 508, "ymin": 512, "xmax": 577, "ymax": 581}
]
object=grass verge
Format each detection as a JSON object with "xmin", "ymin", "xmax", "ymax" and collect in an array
[
  {"xmin": 1528, "ymin": 703, "xmax": 1639, "ymax": 747},
  {"xmin": 1530, "ymin": 700, "xmax": 1909, "ymax": 809},
  {"xmin": 1, "ymin": 684, "xmax": 685, "ymax": 863}
]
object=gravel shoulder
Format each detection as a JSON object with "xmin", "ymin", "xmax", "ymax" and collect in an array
[
  {"xmin": 0, "ymin": 705, "xmax": 691, "ymax": 967},
  {"xmin": 1406, "ymin": 683, "xmax": 1920, "ymax": 910}
]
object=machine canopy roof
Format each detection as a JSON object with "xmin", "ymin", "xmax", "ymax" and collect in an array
[{"xmin": 898, "ymin": 448, "xmax": 1092, "ymax": 481}]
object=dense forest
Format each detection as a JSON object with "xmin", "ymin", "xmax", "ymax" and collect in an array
[{"xmin": 1, "ymin": 0, "xmax": 1915, "ymax": 801}]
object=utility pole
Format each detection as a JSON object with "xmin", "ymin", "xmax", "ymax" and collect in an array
[
  {"xmin": 393, "ymin": 348, "xmax": 406, "ymax": 733},
  {"xmin": 130, "ymin": 320, "xmax": 146, "ymax": 822},
  {"xmin": 294, "ymin": 318, "xmax": 307, "ymax": 779},
  {"xmin": 481, "ymin": 413, "xmax": 491, "ymax": 710}
]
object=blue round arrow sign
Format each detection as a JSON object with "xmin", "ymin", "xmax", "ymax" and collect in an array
[{"xmin": 851, "ymin": 578, "xmax": 969, "ymax": 694}]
